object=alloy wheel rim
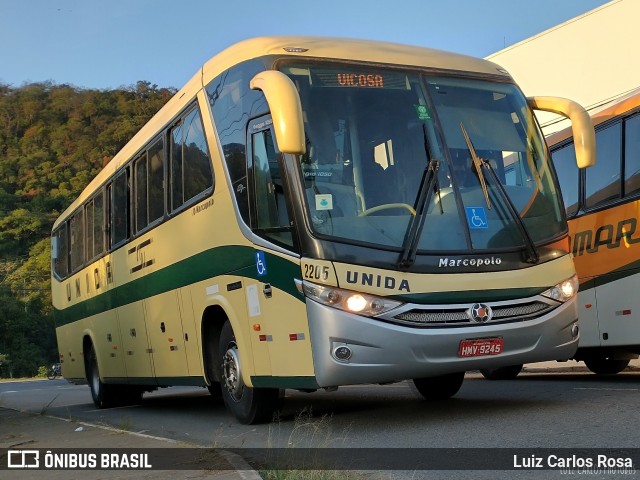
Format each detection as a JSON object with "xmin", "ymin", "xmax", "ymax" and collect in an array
[{"xmin": 222, "ymin": 343, "xmax": 244, "ymax": 400}]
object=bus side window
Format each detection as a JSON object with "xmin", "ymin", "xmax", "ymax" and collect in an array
[
  {"xmin": 251, "ymin": 127, "xmax": 294, "ymax": 247},
  {"xmin": 551, "ymin": 142, "xmax": 580, "ymax": 217},
  {"xmin": 69, "ymin": 210, "xmax": 85, "ymax": 273},
  {"xmin": 170, "ymin": 107, "xmax": 214, "ymax": 212},
  {"xmin": 52, "ymin": 223, "xmax": 69, "ymax": 278},
  {"xmin": 85, "ymin": 190, "xmax": 105, "ymax": 261},
  {"xmin": 112, "ymin": 168, "xmax": 130, "ymax": 246},
  {"xmin": 134, "ymin": 153, "xmax": 148, "ymax": 233},
  {"xmin": 585, "ymin": 123, "xmax": 622, "ymax": 209},
  {"xmin": 148, "ymin": 138, "xmax": 165, "ymax": 223},
  {"xmin": 624, "ymin": 114, "xmax": 640, "ymax": 197}
]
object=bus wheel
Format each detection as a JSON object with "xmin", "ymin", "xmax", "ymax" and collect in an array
[
  {"xmin": 219, "ymin": 321, "xmax": 281, "ymax": 424},
  {"xmin": 479, "ymin": 364, "xmax": 523, "ymax": 380},
  {"xmin": 85, "ymin": 345, "xmax": 117, "ymax": 408},
  {"xmin": 412, "ymin": 372, "xmax": 465, "ymax": 401},
  {"xmin": 584, "ymin": 357, "xmax": 630, "ymax": 375},
  {"xmin": 207, "ymin": 382, "xmax": 223, "ymax": 401}
]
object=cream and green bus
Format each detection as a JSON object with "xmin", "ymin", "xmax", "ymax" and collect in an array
[{"xmin": 51, "ymin": 37, "xmax": 595, "ymax": 424}]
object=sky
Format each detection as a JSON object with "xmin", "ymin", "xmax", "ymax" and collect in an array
[{"xmin": 0, "ymin": 0, "xmax": 611, "ymax": 91}]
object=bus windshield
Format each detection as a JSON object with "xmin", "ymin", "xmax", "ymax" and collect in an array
[{"xmin": 281, "ymin": 64, "xmax": 566, "ymax": 254}]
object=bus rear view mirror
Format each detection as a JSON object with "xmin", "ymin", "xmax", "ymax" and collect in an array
[
  {"xmin": 250, "ymin": 71, "xmax": 306, "ymax": 155},
  {"xmin": 528, "ymin": 96, "xmax": 596, "ymax": 169}
]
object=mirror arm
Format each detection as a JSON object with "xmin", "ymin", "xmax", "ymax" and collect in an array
[
  {"xmin": 528, "ymin": 96, "xmax": 596, "ymax": 169},
  {"xmin": 250, "ymin": 71, "xmax": 306, "ymax": 154}
]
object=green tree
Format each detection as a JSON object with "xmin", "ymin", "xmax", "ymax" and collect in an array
[{"xmin": 0, "ymin": 80, "xmax": 175, "ymax": 377}]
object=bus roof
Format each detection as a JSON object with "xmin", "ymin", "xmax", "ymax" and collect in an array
[
  {"xmin": 53, "ymin": 36, "xmax": 512, "ymax": 229},
  {"xmin": 546, "ymin": 87, "xmax": 640, "ymax": 148}
]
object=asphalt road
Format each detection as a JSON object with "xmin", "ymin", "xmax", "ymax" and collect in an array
[{"xmin": 2, "ymin": 371, "xmax": 639, "ymax": 479}]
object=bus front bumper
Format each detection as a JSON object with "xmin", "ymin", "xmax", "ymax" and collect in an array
[{"xmin": 307, "ymin": 297, "xmax": 579, "ymax": 388}]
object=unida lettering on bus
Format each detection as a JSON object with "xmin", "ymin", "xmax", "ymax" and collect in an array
[
  {"xmin": 572, "ymin": 217, "xmax": 640, "ymax": 256},
  {"xmin": 345, "ymin": 271, "xmax": 411, "ymax": 292}
]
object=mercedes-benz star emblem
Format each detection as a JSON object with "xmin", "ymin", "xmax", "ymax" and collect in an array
[{"xmin": 469, "ymin": 303, "xmax": 492, "ymax": 323}]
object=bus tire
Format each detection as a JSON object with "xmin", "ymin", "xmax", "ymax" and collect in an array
[
  {"xmin": 584, "ymin": 357, "xmax": 630, "ymax": 375},
  {"xmin": 207, "ymin": 382, "xmax": 223, "ymax": 401},
  {"xmin": 85, "ymin": 345, "xmax": 118, "ymax": 409},
  {"xmin": 479, "ymin": 364, "xmax": 523, "ymax": 380},
  {"xmin": 413, "ymin": 372, "xmax": 465, "ymax": 401},
  {"xmin": 219, "ymin": 321, "xmax": 281, "ymax": 424}
]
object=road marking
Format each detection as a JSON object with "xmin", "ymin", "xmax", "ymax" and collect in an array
[
  {"xmin": 45, "ymin": 413, "xmax": 262, "ymax": 478},
  {"xmin": 47, "ymin": 413, "xmax": 180, "ymax": 443},
  {"xmin": 574, "ymin": 387, "xmax": 639, "ymax": 391},
  {"xmin": 2, "ymin": 390, "xmax": 18, "ymax": 393}
]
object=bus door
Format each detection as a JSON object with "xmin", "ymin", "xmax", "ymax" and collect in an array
[
  {"xmin": 110, "ymin": 169, "xmax": 155, "ymax": 380},
  {"xmin": 245, "ymin": 116, "xmax": 312, "ymax": 378}
]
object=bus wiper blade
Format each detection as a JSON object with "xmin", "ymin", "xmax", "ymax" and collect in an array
[
  {"xmin": 459, "ymin": 122, "xmax": 539, "ymax": 264},
  {"xmin": 398, "ymin": 158, "xmax": 440, "ymax": 269},
  {"xmin": 460, "ymin": 122, "xmax": 491, "ymax": 209}
]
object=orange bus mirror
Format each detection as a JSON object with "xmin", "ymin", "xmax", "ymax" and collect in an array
[
  {"xmin": 528, "ymin": 96, "xmax": 596, "ymax": 169},
  {"xmin": 250, "ymin": 71, "xmax": 306, "ymax": 155}
]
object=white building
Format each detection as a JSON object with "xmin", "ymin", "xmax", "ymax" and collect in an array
[{"xmin": 487, "ymin": 0, "xmax": 639, "ymax": 133}]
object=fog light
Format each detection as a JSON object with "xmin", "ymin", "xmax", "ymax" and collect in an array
[
  {"xmin": 571, "ymin": 323, "xmax": 579, "ymax": 338},
  {"xmin": 333, "ymin": 345, "xmax": 352, "ymax": 361}
]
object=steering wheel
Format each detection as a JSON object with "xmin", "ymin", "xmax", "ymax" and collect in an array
[{"xmin": 360, "ymin": 203, "xmax": 416, "ymax": 216}]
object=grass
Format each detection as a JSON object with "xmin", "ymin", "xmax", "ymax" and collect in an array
[
  {"xmin": 0, "ymin": 376, "xmax": 48, "ymax": 383},
  {"xmin": 38, "ymin": 394, "xmax": 59, "ymax": 415},
  {"xmin": 259, "ymin": 407, "xmax": 364, "ymax": 480},
  {"xmin": 116, "ymin": 416, "xmax": 134, "ymax": 432}
]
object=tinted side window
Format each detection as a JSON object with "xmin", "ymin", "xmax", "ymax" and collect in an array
[
  {"xmin": 69, "ymin": 211, "xmax": 84, "ymax": 272},
  {"xmin": 183, "ymin": 109, "xmax": 212, "ymax": 202},
  {"xmin": 251, "ymin": 126, "xmax": 294, "ymax": 248},
  {"xmin": 85, "ymin": 191, "xmax": 105, "ymax": 261},
  {"xmin": 624, "ymin": 114, "xmax": 640, "ymax": 197},
  {"xmin": 148, "ymin": 138, "xmax": 165, "ymax": 223},
  {"xmin": 112, "ymin": 168, "xmax": 130, "ymax": 246},
  {"xmin": 134, "ymin": 153, "xmax": 148, "ymax": 232},
  {"xmin": 206, "ymin": 60, "xmax": 268, "ymax": 224},
  {"xmin": 585, "ymin": 123, "xmax": 622, "ymax": 209},
  {"xmin": 170, "ymin": 122, "xmax": 183, "ymax": 211},
  {"xmin": 551, "ymin": 143, "xmax": 580, "ymax": 217},
  {"xmin": 170, "ymin": 107, "xmax": 213, "ymax": 212},
  {"xmin": 52, "ymin": 224, "xmax": 69, "ymax": 278}
]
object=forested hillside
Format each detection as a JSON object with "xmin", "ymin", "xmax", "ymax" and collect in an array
[{"xmin": 0, "ymin": 80, "xmax": 175, "ymax": 377}]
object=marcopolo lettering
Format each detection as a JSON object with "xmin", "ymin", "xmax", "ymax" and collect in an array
[
  {"xmin": 438, "ymin": 257, "xmax": 502, "ymax": 268},
  {"xmin": 572, "ymin": 217, "xmax": 640, "ymax": 257},
  {"xmin": 345, "ymin": 271, "xmax": 410, "ymax": 292}
]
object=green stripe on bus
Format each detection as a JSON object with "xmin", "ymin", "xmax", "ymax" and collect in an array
[{"xmin": 54, "ymin": 245, "xmax": 304, "ymax": 327}]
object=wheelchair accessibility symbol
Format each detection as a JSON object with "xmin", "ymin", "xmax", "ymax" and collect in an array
[
  {"xmin": 465, "ymin": 207, "xmax": 488, "ymax": 229},
  {"xmin": 255, "ymin": 251, "xmax": 268, "ymax": 277}
]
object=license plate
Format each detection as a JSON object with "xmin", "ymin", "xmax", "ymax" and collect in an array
[{"xmin": 458, "ymin": 337, "xmax": 504, "ymax": 358}]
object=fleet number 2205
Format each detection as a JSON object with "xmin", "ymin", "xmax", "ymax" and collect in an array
[{"xmin": 303, "ymin": 264, "xmax": 330, "ymax": 281}]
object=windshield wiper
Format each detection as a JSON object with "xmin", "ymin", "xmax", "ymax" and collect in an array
[
  {"xmin": 460, "ymin": 123, "xmax": 491, "ymax": 209},
  {"xmin": 459, "ymin": 122, "xmax": 539, "ymax": 264},
  {"xmin": 398, "ymin": 125, "xmax": 441, "ymax": 269}
]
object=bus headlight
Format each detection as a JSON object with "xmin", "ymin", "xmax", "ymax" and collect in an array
[
  {"xmin": 302, "ymin": 281, "xmax": 403, "ymax": 317},
  {"xmin": 541, "ymin": 274, "xmax": 579, "ymax": 302}
]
